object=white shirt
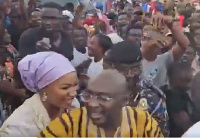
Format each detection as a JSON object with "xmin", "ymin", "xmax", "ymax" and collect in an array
[
  {"xmin": 182, "ymin": 121, "xmax": 200, "ymax": 137},
  {"xmin": 192, "ymin": 58, "xmax": 200, "ymax": 75},
  {"xmin": 0, "ymin": 94, "xmax": 80, "ymax": 137},
  {"xmin": 107, "ymin": 33, "xmax": 123, "ymax": 44},
  {"xmin": 87, "ymin": 58, "xmax": 103, "ymax": 78},
  {"xmin": 71, "ymin": 47, "xmax": 89, "ymax": 67}
]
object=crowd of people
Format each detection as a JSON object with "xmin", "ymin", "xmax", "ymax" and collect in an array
[{"xmin": 0, "ymin": 0, "xmax": 200, "ymax": 137}]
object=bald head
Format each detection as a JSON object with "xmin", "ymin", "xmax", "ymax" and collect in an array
[{"xmin": 88, "ymin": 69, "xmax": 127, "ymax": 94}]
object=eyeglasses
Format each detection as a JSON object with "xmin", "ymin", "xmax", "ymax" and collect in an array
[{"xmin": 79, "ymin": 91, "xmax": 113, "ymax": 103}]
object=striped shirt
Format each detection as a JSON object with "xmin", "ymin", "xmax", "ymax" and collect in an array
[{"xmin": 39, "ymin": 106, "xmax": 163, "ymax": 137}]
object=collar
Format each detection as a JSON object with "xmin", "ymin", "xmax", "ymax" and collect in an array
[{"xmin": 31, "ymin": 94, "xmax": 51, "ymax": 131}]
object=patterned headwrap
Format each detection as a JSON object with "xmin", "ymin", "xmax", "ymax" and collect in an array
[{"xmin": 18, "ymin": 52, "xmax": 75, "ymax": 92}]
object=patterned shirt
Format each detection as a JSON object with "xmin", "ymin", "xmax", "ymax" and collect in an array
[
  {"xmin": 0, "ymin": 44, "xmax": 18, "ymax": 126},
  {"xmin": 128, "ymin": 79, "xmax": 169, "ymax": 136},
  {"xmin": 39, "ymin": 107, "xmax": 163, "ymax": 137}
]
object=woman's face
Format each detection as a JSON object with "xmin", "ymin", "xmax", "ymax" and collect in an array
[{"xmin": 43, "ymin": 72, "xmax": 79, "ymax": 109}]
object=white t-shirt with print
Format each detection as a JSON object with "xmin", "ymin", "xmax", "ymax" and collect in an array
[
  {"xmin": 87, "ymin": 58, "xmax": 103, "ymax": 79},
  {"xmin": 142, "ymin": 51, "xmax": 174, "ymax": 88}
]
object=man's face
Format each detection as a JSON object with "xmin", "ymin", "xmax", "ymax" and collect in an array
[
  {"xmin": 117, "ymin": 14, "xmax": 129, "ymax": 28},
  {"xmin": 124, "ymin": 4, "xmax": 134, "ymax": 17},
  {"xmin": 170, "ymin": 69, "xmax": 193, "ymax": 92},
  {"xmin": 127, "ymin": 29, "xmax": 142, "ymax": 43},
  {"xmin": 88, "ymin": 36, "xmax": 101, "ymax": 57},
  {"xmin": 84, "ymin": 76, "xmax": 125, "ymax": 127},
  {"xmin": 62, "ymin": 19, "xmax": 73, "ymax": 35},
  {"xmin": 36, "ymin": 0, "xmax": 41, "ymax": 7},
  {"xmin": 120, "ymin": 25, "xmax": 128, "ymax": 39},
  {"xmin": 73, "ymin": 29, "xmax": 87, "ymax": 49},
  {"xmin": 180, "ymin": 47, "xmax": 195, "ymax": 65},
  {"xmin": 103, "ymin": 51, "xmax": 142, "ymax": 86},
  {"xmin": 41, "ymin": 7, "xmax": 62, "ymax": 34},
  {"xmin": 31, "ymin": 11, "xmax": 42, "ymax": 27},
  {"xmin": 141, "ymin": 30, "xmax": 161, "ymax": 61},
  {"xmin": 190, "ymin": 14, "xmax": 200, "ymax": 48},
  {"xmin": 132, "ymin": 6, "xmax": 143, "ymax": 19},
  {"xmin": 163, "ymin": 0, "xmax": 175, "ymax": 10}
]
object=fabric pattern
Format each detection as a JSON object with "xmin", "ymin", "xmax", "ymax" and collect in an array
[
  {"xmin": 39, "ymin": 106, "xmax": 163, "ymax": 137},
  {"xmin": 128, "ymin": 79, "xmax": 169, "ymax": 137}
]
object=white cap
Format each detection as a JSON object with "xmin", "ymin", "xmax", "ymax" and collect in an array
[
  {"xmin": 62, "ymin": 10, "xmax": 74, "ymax": 22},
  {"xmin": 127, "ymin": 0, "xmax": 132, "ymax": 4}
]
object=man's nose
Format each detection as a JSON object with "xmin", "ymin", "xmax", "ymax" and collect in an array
[
  {"xmin": 43, "ymin": 20, "xmax": 51, "ymax": 25},
  {"xmin": 88, "ymin": 97, "xmax": 99, "ymax": 107},
  {"xmin": 182, "ymin": 54, "xmax": 187, "ymax": 58}
]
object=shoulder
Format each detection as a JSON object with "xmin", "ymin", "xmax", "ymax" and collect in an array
[
  {"xmin": 157, "ymin": 50, "xmax": 173, "ymax": 61},
  {"xmin": 20, "ymin": 28, "xmax": 40, "ymax": 38},
  {"xmin": 20, "ymin": 28, "xmax": 40, "ymax": 40},
  {"xmin": 0, "ymin": 95, "xmax": 39, "ymax": 136},
  {"xmin": 3, "ymin": 97, "xmax": 34, "ymax": 124},
  {"xmin": 182, "ymin": 121, "xmax": 200, "ymax": 137},
  {"xmin": 107, "ymin": 33, "xmax": 123, "ymax": 44},
  {"xmin": 126, "ymin": 106, "xmax": 150, "ymax": 119}
]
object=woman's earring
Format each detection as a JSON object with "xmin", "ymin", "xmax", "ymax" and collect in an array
[{"xmin": 42, "ymin": 92, "xmax": 48, "ymax": 102}]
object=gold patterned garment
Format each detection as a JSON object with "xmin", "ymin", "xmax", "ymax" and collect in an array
[{"xmin": 39, "ymin": 106, "xmax": 163, "ymax": 137}]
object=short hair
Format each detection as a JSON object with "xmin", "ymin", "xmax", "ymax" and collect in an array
[
  {"xmin": 95, "ymin": 34, "xmax": 113, "ymax": 52},
  {"xmin": 127, "ymin": 24, "xmax": 143, "ymax": 34},
  {"xmin": 167, "ymin": 62, "xmax": 193, "ymax": 79},
  {"xmin": 118, "ymin": 12, "xmax": 128, "ymax": 19},
  {"xmin": 31, "ymin": 10, "xmax": 41, "ymax": 16},
  {"xmin": 42, "ymin": 2, "xmax": 62, "ymax": 11},
  {"xmin": 131, "ymin": 16, "xmax": 142, "ymax": 24},
  {"xmin": 65, "ymin": 3, "xmax": 74, "ymax": 12},
  {"xmin": 73, "ymin": 26, "xmax": 88, "ymax": 36},
  {"xmin": 107, "ymin": 12, "xmax": 117, "ymax": 20},
  {"xmin": 108, "ymin": 40, "xmax": 142, "ymax": 64}
]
